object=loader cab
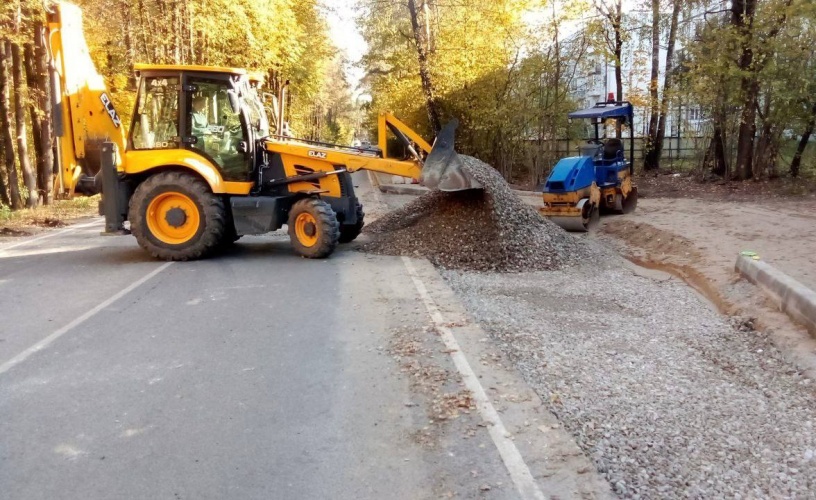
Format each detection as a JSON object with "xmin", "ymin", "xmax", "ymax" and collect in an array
[{"xmin": 130, "ymin": 64, "xmax": 268, "ymax": 182}]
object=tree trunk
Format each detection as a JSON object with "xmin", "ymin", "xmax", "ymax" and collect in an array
[
  {"xmin": 643, "ymin": 0, "xmax": 660, "ymax": 171},
  {"xmin": 790, "ymin": 103, "xmax": 816, "ymax": 178},
  {"xmin": 34, "ymin": 24, "xmax": 54, "ymax": 204},
  {"xmin": 173, "ymin": 0, "xmax": 181, "ymax": 64},
  {"xmin": 732, "ymin": 0, "xmax": 757, "ymax": 180},
  {"xmin": 0, "ymin": 138, "xmax": 8, "ymax": 207},
  {"xmin": 11, "ymin": 42, "xmax": 38, "ymax": 208},
  {"xmin": 613, "ymin": 0, "xmax": 623, "ymax": 137},
  {"xmin": 707, "ymin": 119, "xmax": 728, "ymax": 177},
  {"xmin": 137, "ymin": 0, "xmax": 151, "ymax": 62},
  {"xmin": 734, "ymin": 79, "xmax": 758, "ymax": 180},
  {"xmin": 0, "ymin": 40, "xmax": 22, "ymax": 209},
  {"xmin": 407, "ymin": 0, "xmax": 442, "ymax": 133},
  {"xmin": 731, "ymin": 0, "xmax": 792, "ymax": 180},
  {"xmin": 754, "ymin": 123, "xmax": 773, "ymax": 178},
  {"xmin": 752, "ymin": 90, "xmax": 778, "ymax": 178},
  {"xmin": 654, "ymin": 0, "xmax": 680, "ymax": 169},
  {"xmin": 23, "ymin": 42, "xmax": 44, "ymax": 197}
]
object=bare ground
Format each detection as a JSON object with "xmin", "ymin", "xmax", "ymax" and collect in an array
[
  {"xmin": 595, "ymin": 196, "xmax": 816, "ymax": 377},
  {"xmin": 368, "ymin": 173, "xmax": 816, "ymax": 497},
  {"xmin": 0, "ymin": 196, "xmax": 100, "ymax": 241}
]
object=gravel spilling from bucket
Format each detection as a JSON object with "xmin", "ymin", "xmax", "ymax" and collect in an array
[
  {"xmin": 364, "ymin": 155, "xmax": 589, "ymax": 272},
  {"xmin": 443, "ymin": 262, "xmax": 816, "ymax": 498}
]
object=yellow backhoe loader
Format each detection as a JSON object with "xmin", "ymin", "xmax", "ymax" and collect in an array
[{"xmin": 47, "ymin": 2, "xmax": 479, "ymax": 260}]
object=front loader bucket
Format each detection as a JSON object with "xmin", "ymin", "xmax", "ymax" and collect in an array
[{"xmin": 420, "ymin": 120, "xmax": 482, "ymax": 192}]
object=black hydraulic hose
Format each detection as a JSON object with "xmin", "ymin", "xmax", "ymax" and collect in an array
[{"xmin": 265, "ymin": 168, "xmax": 346, "ymax": 187}]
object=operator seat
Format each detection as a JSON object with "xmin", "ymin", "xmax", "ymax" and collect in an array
[{"xmin": 603, "ymin": 138, "xmax": 623, "ymax": 160}]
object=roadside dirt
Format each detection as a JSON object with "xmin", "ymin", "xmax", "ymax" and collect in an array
[
  {"xmin": 595, "ymin": 196, "xmax": 816, "ymax": 376},
  {"xmin": 367, "ymin": 172, "xmax": 816, "ymax": 495},
  {"xmin": 636, "ymin": 171, "xmax": 816, "ymax": 201},
  {"xmin": 0, "ymin": 197, "xmax": 98, "ymax": 241}
]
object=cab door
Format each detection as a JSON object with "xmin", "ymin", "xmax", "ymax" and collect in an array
[
  {"xmin": 181, "ymin": 75, "xmax": 252, "ymax": 182},
  {"xmin": 129, "ymin": 74, "xmax": 181, "ymax": 151}
]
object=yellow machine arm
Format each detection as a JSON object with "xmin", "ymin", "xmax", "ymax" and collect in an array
[
  {"xmin": 265, "ymin": 114, "xmax": 420, "ymax": 180},
  {"xmin": 377, "ymin": 113, "xmax": 432, "ymax": 160},
  {"xmin": 265, "ymin": 113, "xmax": 481, "ymax": 192},
  {"xmin": 47, "ymin": 2, "xmax": 126, "ymax": 195}
]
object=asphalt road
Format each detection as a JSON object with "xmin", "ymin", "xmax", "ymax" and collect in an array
[{"xmin": 0, "ymin": 209, "xmax": 518, "ymax": 498}]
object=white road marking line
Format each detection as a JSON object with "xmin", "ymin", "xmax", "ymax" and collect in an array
[
  {"xmin": 0, "ymin": 219, "xmax": 103, "ymax": 252},
  {"xmin": 0, "ymin": 262, "xmax": 173, "ymax": 376},
  {"xmin": 402, "ymin": 257, "xmax": 546, "ymax": 500}
]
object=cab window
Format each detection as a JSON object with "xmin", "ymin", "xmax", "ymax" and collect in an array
[
  {"xmin": 187, "ymin": 79, "xmax": 248, "ymax": 181},
  {"xmin": 131, "ymin": 77, "xmax": 179, "ymax": 150}
]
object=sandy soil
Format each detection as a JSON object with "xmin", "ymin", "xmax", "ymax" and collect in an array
[
  {"xmin": 595, "ymin": 196, "xmax": 816, "ymax": 377},
  {"xmin": 603, "ymin": 197, "xmax": 816, "ymax": 290}
]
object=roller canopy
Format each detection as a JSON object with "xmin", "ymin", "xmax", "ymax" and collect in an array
[{"xmin": 568, "ymin": 103, "xmax": 633, "ymax": 120}]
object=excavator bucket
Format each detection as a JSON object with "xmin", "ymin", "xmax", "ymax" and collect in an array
[{"xmin": 421, "ymin": 120, "xmax": 482, "ymax": 192}]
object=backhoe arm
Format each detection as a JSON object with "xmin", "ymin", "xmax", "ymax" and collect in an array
[
  {"xmin": 47, "ymin": 1, "xmax": 126, "ymax": 195},
  {"xmin": 264, "ymin": 112, "xmax": 480, "ymax": 192},
  {"xmin": 377, "ymin": 113, "xmax": 432, "ymax": 157}
]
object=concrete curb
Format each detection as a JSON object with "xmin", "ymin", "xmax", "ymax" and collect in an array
[{"xmin": 735, "ymin": 254, "xmax": 816, "ymax": 336}]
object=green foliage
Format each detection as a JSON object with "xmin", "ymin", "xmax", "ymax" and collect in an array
[
  {"xmin": 0, "ymin": 0, "xmax": 357, "ymax": 214},
  {"xmin": 71, "ymin": 0, "xmax": 352, "ymax": 141},
  {"xmin": 677, "ymin": 0, "xmax": 816, "ymax": 178},
  {"xmin": 358, "ymin": 0, "xmax": 584, "ymax": 183},
  {"xmin": 0, "ymin": 203, "xmax": 11, "ymax": 222}
]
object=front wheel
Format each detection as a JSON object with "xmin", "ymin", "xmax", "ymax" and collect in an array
[
  {"xmin": 129, "ymin": 171, "xmax": 226, "ymax": 261},
  {"xmin": 287, "ymin": 198, "xmax": 340, "ymax": 258}
]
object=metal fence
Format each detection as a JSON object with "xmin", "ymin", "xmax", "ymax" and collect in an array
[
  {"xmin": 527, "ymin": 136, "xmax": 707, "ymax": 164},
  {"xmin": 516, "ymin": 136, "xmax": 709, "ymax": 187}
]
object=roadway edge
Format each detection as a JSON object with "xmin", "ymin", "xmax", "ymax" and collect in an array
[{"xmin": 403, "ymin": 256, "xmax": 614, "ymax": 499}]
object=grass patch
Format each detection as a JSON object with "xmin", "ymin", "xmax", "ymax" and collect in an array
[{"xmin": 0, "ymin": 195, "xmax": 100, "ymax": 234}]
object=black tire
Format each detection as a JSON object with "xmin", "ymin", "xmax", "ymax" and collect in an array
[
  {"xmin": 216, "ymin": 220, "xmax": 242, "ymax": 249},
  {"xmin": 287, "ymin": 198, "xmax": 340, "ymax": 259},
  {"xmin": 338, "ymin": 203, "xmax": 365, "ymax": 243},
  {"xmin": 622, "ymin": 186, "xmax": 638, "ymax": 214},
  {"xmin": 128, "ymin": 171, "xmax": 226, "ymax": 261}
]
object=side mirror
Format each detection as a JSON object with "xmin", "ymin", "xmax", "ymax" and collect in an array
[
  {"xmin": 227, "ymin": 90, "xmax": 240, "ymax": 113},
  {"xmin": 236, "ymin": 141, "xmax": 248, "ymax": 154}
]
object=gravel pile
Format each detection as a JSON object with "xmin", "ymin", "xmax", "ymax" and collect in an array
[
  {"xmin": 364, "ymin": 155, "xmax": 588, "ymax": 271},
  {"xmin": 443, "ymin": 262, "xmax": 816, "ymax": 498}
]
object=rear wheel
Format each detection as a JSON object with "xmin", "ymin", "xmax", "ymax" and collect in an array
[
  {"xmin": 288, "ymin": 198, "xmax": 340, "ymax": 258},
  {"xmin": 129, "ymin": 171, "xmax": 225, "ymax": 261},
  {"xmin": 622, "ymin": 186, "xmax": 638, "ymax": 214},
  {"xmin": 339, "ymin": 203, "xmax": 365, "ymax": 243}
]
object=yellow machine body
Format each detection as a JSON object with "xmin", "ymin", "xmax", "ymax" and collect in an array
[{"xmin": 47, "ymin": 1, "xmax": 480, "ymax": 261}]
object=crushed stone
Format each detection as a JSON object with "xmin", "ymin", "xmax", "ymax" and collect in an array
[
  {"xmin": 443, "ymin": 261, "xmax": 816, "ymax": 498},
  {"xmin": 363, "ymin": 155, "xmax": 590, "ymax": 272}
]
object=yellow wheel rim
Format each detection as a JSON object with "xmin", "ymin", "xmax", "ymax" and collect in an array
[
  {"xmin": 294, "ymin": 212, "xmax": 319, "ymax": 248},
  {"xmin": 146, "ymin": 192, "xmax": 200, "ymax": 245}
]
